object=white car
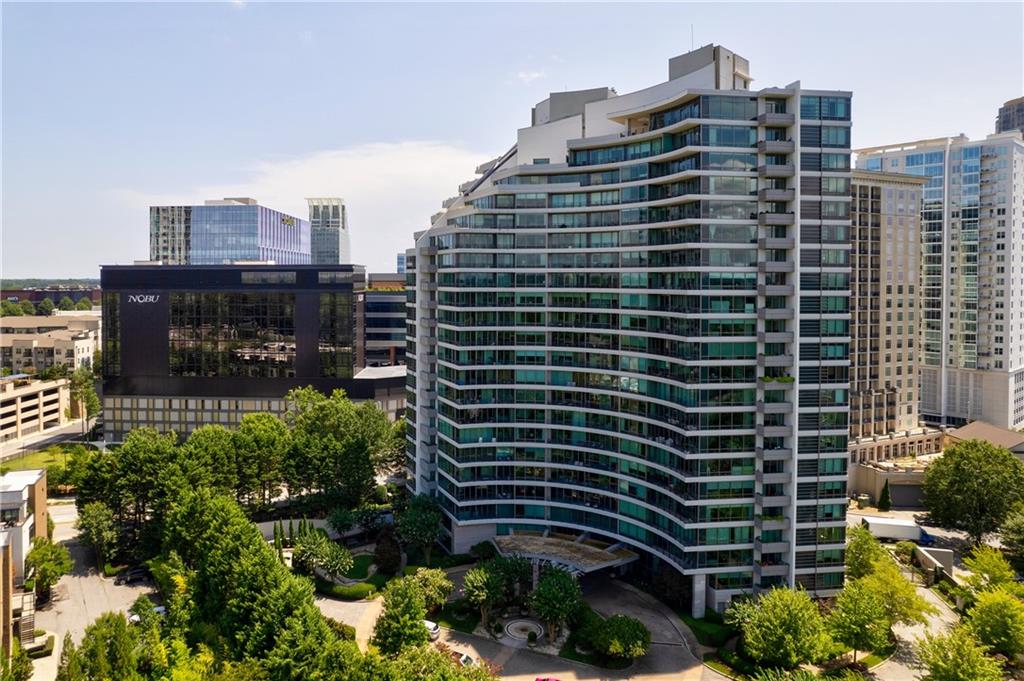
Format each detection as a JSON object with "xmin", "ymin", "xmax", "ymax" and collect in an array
[
  {"xmin": 423, "ymin": 620, "xmax": 440, "ymax": 640},
  {"xmin": 456, "ymin": 653, "xmax": 474, "ymax": 667}
]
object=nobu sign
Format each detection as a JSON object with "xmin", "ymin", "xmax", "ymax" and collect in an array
[{"xmin": 128, "ymin": 295, "xmax": 161, "ymax": 304}]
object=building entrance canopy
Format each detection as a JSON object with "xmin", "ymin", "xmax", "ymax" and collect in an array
[{"xmin": 492, "ymin": 534, "xmax": 638, "ymax": 576}]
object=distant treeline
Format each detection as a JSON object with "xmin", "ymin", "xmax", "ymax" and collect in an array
[{"xmin": 1, "ymin": 278, "xmax": 100, "ymax": 288}]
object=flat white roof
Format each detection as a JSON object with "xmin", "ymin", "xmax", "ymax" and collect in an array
[
  {"xmin": 0, "ymin": 470, "xmax": 44, "ymax": 493},
  {"xmin": 354, "ymin": 365, "xmax": 407, "ymax": 380}
]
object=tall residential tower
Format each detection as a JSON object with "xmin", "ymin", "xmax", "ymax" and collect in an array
[
  {"xmin": 857, "ymin": 133, "xmax": 1024, "ymax": 429},
  {"xmin": 407, "ymin": 45, "xmax": 852, "ymax": 616}
]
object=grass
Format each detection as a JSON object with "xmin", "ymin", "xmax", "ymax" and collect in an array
[
  {"xmin": 314, "ymin": 578, "xmax": 378, "ymax": 601},
  {"xmin": 345, "ymin": 554, "xmax": 374, "ymax": 580},
  {"xmin": 677, "ymin": 610, "xmax": 738, "ymax": 647},
  {"xmin": 1, "ymin": 448, "xmax": 67, "ymax": 472},
  {"xmin": 702, "ymin": 653, "xmax": 743, "ymax": 679},
  {"xmin": 435, "ymin": 599, "xmax": 480, "ymax": 634},
  {"xmin": 404, "ymin": 548, "xmax": 475, "ymax": 570},
  {"xmin": 861, "ymin": 639, "xmax": 897, "ymax": 668}
]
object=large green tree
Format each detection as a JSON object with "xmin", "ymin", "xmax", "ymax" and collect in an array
[
  {"xmin": 592, "ymin": 614, "xmax": 651, "ymax": 662},
  {"xmin": 233, "ymin": 413, "xmax": 289, "ymax": 509},
  {"xmin": 26, "ymin": 536, "xmax": 72, "ymax": 602},
  {"xmin": 75, "ymin": 297, "xmax": 93, "ymax": 311},
  {"xmin": 18, "ymin": 300, "xmax": 35, "ymax": 315},
  {"xmin": 845, "ymin": 525, "xmax": 887, "ymax": 579},
  {"xmin": 463, "ymin": 564, "xmax": 505, "ymax": 628},
  {"xmin": 923, "ymin": 438, "xmax": 1024, "ymax": 544},
  {"xmin": 861, "ymin": 558, "xmax": 936, "ymax": 627},
  {"xmin": 828, "ymin": 578, "xmax": 889, "ymax": 663},
  {"xmin": 962, "ymin": 544, "xmax": 1019, "ymax": 596},
  {"xmin": 967, "ymin": 588, "xmax": 1024, "ymax": 658},
  {"xmin": 58, "ymin": 296, "xmax": 76, "ymax": 311},
  {"xmin": 1002, "ymin": 504, "xmax": 1024, "ymax": 565},
  {"xmin": 37, "ymin": 298, "xmax": 54, "ymax": 316},
  {"xmin": 916, "ymin": 627, "xmax": 1003, "ymax": 681},
  {"xmin": 292, "ymin": 528, "xmax": 353, "ymax": 580},
  {"xmin": 409, "ymin": 567, "xmax": 454, "ymax": 615},
  {"xmin": 529, "ymin": 568, "xmax": 582, "ymax": 641},
  {"xmin": 397, "ymin": 494, "xmax": 442, "ymax": 565},
  {"xmin": 182, "ymin": 424, "xmax": 240, "ymax": 495},
  {"xmin": 733, "ymin": 587, "xmax": 831, "ymax": 669},
  {"xmin": 76, "ymin": 500, "xmax": 118, "ymax": 568},
  {"xmin": 371, "ymin": 577, "xmax": 429, "ymax": 656}
]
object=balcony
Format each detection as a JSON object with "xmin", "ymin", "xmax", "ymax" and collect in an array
[
  {"xmin": 758, "ymin": 188, "xmax": 795, "ymax": 202},
  {"xmin": 758, "ymin": 260, "xmax": 795, "ymax": 273},
  {"xmin": 758, "ymin": 164, "xmax": 795, "ymax": 178},
  {"xmin": 757, "ymin": 353, "xmax": 792, "ymax": 367},
  {"xmin": 758, "ymin": 237, "xmax": 795, "ymax": 250},
  {"xmin": 756, "ymin": 515, "xmax": 790, "ymax": 531},
  {"xmin": 758, "ymin": 139, "xmax": 795, "ymax": 154},
  {"xmin": 758, "ymin": 111, "xmax": 796, "ymax": 126},
  {"xmin": 756, "ymin": 424, "xmax": 791, "ymax": 438},
  {"xmin": 758, "ymin": 212, "xmax": 796, "ymax": 227},
  {"xmin": 754, "ymin": 561, "xmax": 790, "ymax": 578},
  {"xmin": 757, "ymin": 329, "xmax": 794, "ymax": 341},
  {"xmin": 755, "ymin": 470, "xmax": 791, "ymax": 485},
  {"xmin": 756, "ymin": 400, "xmax": 792, "ymax": 415},
  {"xmin": 756, "ymin": 492, "xmax": 791, "ymax": 507},
  {"xmin": 754, "ymin": 538, "xmax": 790, "ymax": 554},
  {"xmin": 757, "ymin": 308, "xmax": 793, "ymax": 321}
]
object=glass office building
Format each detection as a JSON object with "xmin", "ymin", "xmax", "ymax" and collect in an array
[
  {"xmin": 307, "ymin": 197, "xmax": 350, "ymax": 265},
  {"xmin": 406, "ymin": 45, "xmax": 852, "ymax": 616},
  {"xmin": 150, "ymin": 198, "xmax": 310, "ymax": 265}
]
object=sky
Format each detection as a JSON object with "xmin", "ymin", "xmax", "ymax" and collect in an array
[{"xmin": 2, "ymin": 1, "xmax": 1022, "ymax": 278}]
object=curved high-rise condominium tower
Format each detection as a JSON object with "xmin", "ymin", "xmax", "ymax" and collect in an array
[{"xmin": 406, "ymin": 45, "xmax": 852, "ymax": 616}]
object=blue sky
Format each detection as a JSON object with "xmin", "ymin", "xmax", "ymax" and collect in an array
[{"xmin": 2, "ymin": 2, "xmax": 1021, "ymax": 277}]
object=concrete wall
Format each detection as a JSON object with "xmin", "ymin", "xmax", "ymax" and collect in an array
[
  {"xmin": 848, "ymin": 463, "xmax": 926, "ymax": 508},
  {"xmin": 517, "ymin": 115, "xmax": 583, "ymax": 166}
]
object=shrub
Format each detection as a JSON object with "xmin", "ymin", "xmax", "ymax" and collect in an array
[
  {"xmin": 26, "ymin": 634, "xmax": 55, "ymax": 659},
  {"xmin": 22, "ymin": 579, "xmax": 35, "ymax": 593},
  {"xmin": 469, "ymin": 541, "xmax": 497, "ymax": 561},
  {"xmin": 325, "ymin": 616, "xmax": 357, "ymax": 641},
  {"xmin": 527, "ymin": 631, "xmax": 537, "ymax": 644},
  {"xmin": 894, "ymin": 541, "xmax": 916, "ymax": 564},
  {"xmin": 102, "ymin": 563, "xmax": 125, "ymax": 578},
  {"xmin": 314, "ymin": 577, "xmax": 376, "ymax": 601}
]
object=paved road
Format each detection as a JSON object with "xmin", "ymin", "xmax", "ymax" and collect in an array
[
  {"xmin": 314, "ymin": 594, "xmax": 384, "ymax": 650},
  {"xmin": 32, "ymin": 503, "xmax": 155, "ymax": 681},
  {"xmin": 0, "ymin": 418, "xmax": 94, "ymax": 461}
]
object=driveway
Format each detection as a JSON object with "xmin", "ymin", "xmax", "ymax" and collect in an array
[
  {"xmin": 314, "ymin": 594, "xmax": 384, "ymax": 650},
  {"xmin": 871, "ymin": 581, "xmax": 959, "ymax": 681},
  {"xmin": 437, "ymin": 578, "xmax": 712, "ymax": 681},
  {"xmin": 32, "ymin": 503, "xmax": 155, "ymax": 681}
]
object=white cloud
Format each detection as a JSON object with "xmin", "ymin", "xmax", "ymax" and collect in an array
[
  {"xmin": 106, "ymin": 141, "xmax": 490, "ymax": 273},
  {"xmin": 515, "ymin": 70, "xmax": 545, "ymax": 85}
]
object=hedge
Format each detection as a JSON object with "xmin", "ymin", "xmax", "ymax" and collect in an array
[{"xmin": 27, "ymin": 635, "xmax": 55, "ymax": 659}]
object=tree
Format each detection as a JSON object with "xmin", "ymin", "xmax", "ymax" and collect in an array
[
  {"xmin": 878, "ymin": 479, "xmax": 892, "ymax": 512},
  {"xmin": 55, "ymin": 632, "xmax": 85, "ymax": 681},
  {"xmin": 529, "ymin": 568, "xmax": 582, "ymax": 641},
  {"xmin": 374, "ymin": 525, "xmax": 402, "ymax": 575},
  {"xmin": 389, "ymin": 644, "xmax": 498, "ymax": 681},
  {"xmin": 327, "ymin": 507, "xmax": 354, "ymax": 537},
  {"xmin": 861, "ymin": 558, "xmax": 937, "ymax": 627},
  {"xmin": 67, "ymin": 366, "xmax": 100, "ymax": 437},
  {"xmin": 58, "ymin": 296, "xmax": 76, "ymax": 311},
  {"xmin": 463, "ymin": 564, "xmax": 505, "ymax": 628},
  {"xmin": 292, "ymin": 528, "xmax": 353, "ymax": 580},
  {"xmin": 76, "ymin": 501, "xmax": 118, "ymax": 568},
  {"xmin": 397, "ymin": 494, "xmax": 442, "ymax": 565},
  {"xmin": 26, "ymin": 536, "xmax": 72, "ymax": 602},
  {"xmin": 924, "ymin": 438, "xmax": 1024, "ymax": 544},
  {"xmin": 233, "ymin": 413, "xmax": 289, "ymax": 508},
  {"xmin": 182, "ymin": 424, "xmax": 238, "ymax": 494},
  {"xmin": 409, "ymin": 567, "xmax": 453, "ymax": 615},
  {"xmin": 74, "ymin": 612, "xmax": 142, "ymax": 680},
  {"xmin": 916, "ymin": 627, "xmax": 1003, "ymax": 681},
  {"xmin": 38, "ymin": 298, "xmax": 55, "ymax": 316},
  {"xmin": 828, "ymin": 578, "xmax": 890, "ymax": 663},
  {"xmin": 967, "ymin": 588, "xmax": 1024, "ymax": 658},
  {"xmin": 1002, "ymin": 504, "xmax": 1024, "ymax": 565},
  {"xmin": 75, "ymin": 297, "xmax": 93, "ymax": 311},
  {"xmin": 354, "ymin": 505, "xmax": 384, "ymax": 535},
  {"xmin": 377, "ymin": 416, "xmax": 409, "ymax": 475},
  {"xmin": 737, "ymin": 588, "xmax": 831, "ymax": 669},
  {"xmin": 592, "ymin": 614, "xmax": 651, "ymax": 661},
  {"xmin": 845, "ymin": 525, "xmax": 887, "ymax": 579},
  {"xmin": 371, "ymin": 577, "xmax": 429, "ymax": 655},
  {"xmin": 1, "ymin": 641, "xmax": 33, "ymax": 681},
  {"xmin": 0, "ymin": 300, "xmax": 23, "ymax": 317},
  {"xmin": 963, "ymin": 544, "xmax": 1018, "ymax": 595}
]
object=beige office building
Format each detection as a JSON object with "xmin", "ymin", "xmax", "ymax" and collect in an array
[
  {"xmin": 848, "ymin": 170, "xmax": 942, "ymax": 463},
  {"xmin": 0, "ymin": 377, "xmax": 70, "ymax": 445}
]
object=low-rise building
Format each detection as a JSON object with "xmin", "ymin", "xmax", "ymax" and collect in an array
[
  {"xmin": 0, "ymin": 315, "xmax": 101, "ymax": 374},
  {"xmin": 0, "ymin": 470, "xmax": 47, "ymax": 582},
  {"xmin": 0, "ymin": 377, "xmax": 70, "ymax": 445},
  {"xmin": 363, "ymin": 273, "xmax": 406, "ymax": 367},
  {"xmin": 946, "ymin": 419, "xmax": 1024, "ymax": 457}
]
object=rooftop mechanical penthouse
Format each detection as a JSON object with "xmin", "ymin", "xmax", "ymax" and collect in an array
[{"xmin": 406, "ymin": 44, "xmax": 852, "ymax": 616}]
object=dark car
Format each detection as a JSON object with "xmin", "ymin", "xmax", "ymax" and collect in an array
[{"xmin": 115, "ymin": 567, "xmax": 150, "ymax": 585}]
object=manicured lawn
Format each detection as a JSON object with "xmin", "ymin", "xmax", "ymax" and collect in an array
[
  {"xmin": 677, "ymin": 610, "xmax": 737, "ymax": 647},
  {"xmin": 1, "ymin": 448, "xmax": 66, "ymax": 472},
  {"xmin": 345, "ymin": 554, "xmax": 374, "ymax": 580},
  {"xmin": 404, "ymin": 548, "xmax": 475, "ymax": 570},
  {"xmin": 365, "ymin": 571, "xmax": 392, "ymax": 591},
  {"xmin": 435, "ymin": 600, "xmax": 480, "ymax": 634}
]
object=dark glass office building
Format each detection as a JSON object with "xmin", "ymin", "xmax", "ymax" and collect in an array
[{"xmin": 100, "ymin": 264, "xmax": 405, "ymax": 441}]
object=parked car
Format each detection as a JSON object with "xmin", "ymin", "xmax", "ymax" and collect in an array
[
  {"xmin": 127, "ymin": 605, "xmax": 166, "ymax": 625},
  {"xmin": 423, "ymin": 620, "xmax": 440, "ymax": 641},
  {"xmin": 115, "ymin": 567, "xmax": 150, "ymax": 585},
  {"xmin": 455, "ymin": 653, "xmax": 474, "ymax": 667}
]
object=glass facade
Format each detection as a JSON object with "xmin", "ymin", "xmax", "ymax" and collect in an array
[
  {"xmin": 409, "ymin": 81, "xmax": 852, "ymax": 605},
  {"xmin": 308, "ymin": 198, "xmax": 349, "ymax": 265},
  {"xmin": 169, "ymin": 293, "xmax": 297, "ymax": 378},
  {"xmin": 190, "ymin": 205, "xmax": 310, "ymax": 265}
]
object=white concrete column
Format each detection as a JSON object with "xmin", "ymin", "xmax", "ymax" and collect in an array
[{"xmin": 691, "ymin": 573, "xmax": 706, "ymax": 618}]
